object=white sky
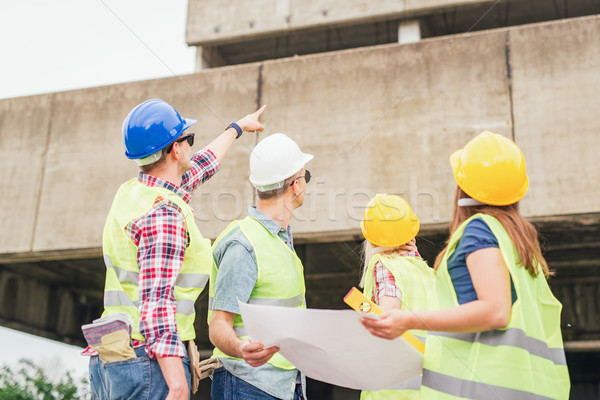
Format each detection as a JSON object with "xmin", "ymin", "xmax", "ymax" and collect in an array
[
  {"xmin": 0, "ymin": 0, "xmax": 195, "ymax": 99},
  {"xmin": 0, "ymin": 0, "xmax": 195, "ymax": 380}
]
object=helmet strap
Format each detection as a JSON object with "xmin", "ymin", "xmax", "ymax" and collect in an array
[
  {"xmin": 457, "ymin": 197, "xmax": 486, "ymax": 207},
  {"xmin": 135, "ymin": 151, "xmax": 162, "ymax": 166},
  {"xmin": 372, "ymin": 246, "xmax": 403, "ymax": 254},
  {"xmin": 253, "ymin": 181, "xmax": 285, "ymax": 192}
]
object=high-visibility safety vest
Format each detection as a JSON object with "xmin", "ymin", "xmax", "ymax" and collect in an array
[
  {"xmin": 208, "ymin": 216, "xmax": 306, "ymax": 370},
  {"xmin": 421, "ymin": 213, "xmax": 570, "ymax": 400},
  {"xmin": 101, "ymin": 178, "xmax": 212, "ymax": 341},
  {"xmin": 361, "ymin": 254, "xmax": 436, "ymax": 400}
]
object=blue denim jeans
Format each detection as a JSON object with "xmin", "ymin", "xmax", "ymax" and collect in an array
[
  {"xmin": 211, "ymin": 368, "xmax": 303, "ymax": 400},
  {"xmin": 89, "ymin": 347, "xmax": 191, "ymax": 400}
]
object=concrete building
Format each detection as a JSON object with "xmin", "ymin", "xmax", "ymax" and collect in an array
[{"xmin": 1, "ymin": 0, "xmax": 599, "ymax": 398}]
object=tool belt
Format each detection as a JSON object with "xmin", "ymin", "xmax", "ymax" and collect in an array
[{"xmin": 186, "ymin": 341, "xmax": 223, "ymax": 394}]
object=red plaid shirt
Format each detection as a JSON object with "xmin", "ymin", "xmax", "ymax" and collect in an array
[
  {"xmin": 372, "ymin": 251, "xmax": 421, "ymax": 304},
  {"xmin": 83, "ymin": 148, "xmax": 219, "ymax": 359}
]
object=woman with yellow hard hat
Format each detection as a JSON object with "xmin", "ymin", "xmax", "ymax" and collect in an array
[
  {"xmin": 361, "ymin": 132, "xmax": 570, "ymax": 399},
  {"xmin": 359, "ymin": 194, "xmax": 436, "ymax": 400}
]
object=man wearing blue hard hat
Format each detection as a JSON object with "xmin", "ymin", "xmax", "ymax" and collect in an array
[{"xmin": 85, "ymin": 98, "xmax": 266, "ymax": 400}]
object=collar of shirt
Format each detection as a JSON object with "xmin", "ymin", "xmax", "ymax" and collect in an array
[
  {"xmin": 248, "ymin": 206, "xmax": 291, "ymax": 237},
  {"xmin": 137, "ymin": 172, "xmax": 192, "ymax": 204}
]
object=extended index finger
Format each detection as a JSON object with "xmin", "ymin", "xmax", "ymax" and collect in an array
[{"xmin": 253, "ymin": 104, "xmax": 267, "ymax": 117}]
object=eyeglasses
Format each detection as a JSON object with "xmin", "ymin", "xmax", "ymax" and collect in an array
[
  {"xmin": 290, "ymin": 170, "xmax": 311, "ymax": 186},
  {"xmin": 166, "ymin": 133, "xmax": 195, "ymax": 154}
]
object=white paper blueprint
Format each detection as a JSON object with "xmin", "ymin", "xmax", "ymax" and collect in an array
[{"xmin": 238, "ymin": 302, "xmax": 423, "ymax": 391}]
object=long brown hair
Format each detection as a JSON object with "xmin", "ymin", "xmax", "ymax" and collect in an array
[{"xmin": 433, "ymin": 187, "xmax": 550, "ymax": 278}]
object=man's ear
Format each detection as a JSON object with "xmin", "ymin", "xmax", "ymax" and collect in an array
[
  {"xmin": 169, "ymin": 141, "xmax": 181, "ymax": 160},
  {"xmin": 289, "ymin": 179, "xmax": 302, "ymax": 197}
]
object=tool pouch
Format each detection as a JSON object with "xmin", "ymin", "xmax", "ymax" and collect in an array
[
  {"xmin": 187, "ymin": 341, "xmax": 201, "ymax": 394},
  {"xmin": 198, "ymin": 357, "xmax": 223, "ymax": 380}
]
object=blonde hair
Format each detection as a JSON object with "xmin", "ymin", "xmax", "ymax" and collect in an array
[{"xmin": 359, "ymin": 240, "xmax": 411, "ymax": 288}]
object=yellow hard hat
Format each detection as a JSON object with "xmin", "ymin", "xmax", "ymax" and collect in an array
[
  {"xmin": 450, "ymin": 131, "xmax": 528, "ymax": 206},
  {"xmin": 361, "ymin": 194, "xmax": 420, "ymax": 247}
]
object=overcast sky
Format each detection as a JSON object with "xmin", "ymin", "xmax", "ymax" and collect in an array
[
  {"xmin": 0, "ymin": 0, "xmax": 195, "ymax": 99},
  {"xmin": 0, "ymin": 0, "xmax": 195, "ymax": 378}
]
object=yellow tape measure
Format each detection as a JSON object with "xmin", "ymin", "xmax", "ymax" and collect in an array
[{"xmin": 344, "ymin": 287, "xmax": 425, "ymax": 355}]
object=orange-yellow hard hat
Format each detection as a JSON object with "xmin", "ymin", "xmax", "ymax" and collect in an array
[
  {"xmin": 361, "ymin": 194, "xmax": 420, "ymax": 247},
  {"xmin": 450, "ymin": 131, "xmax": 528, "ymax": 206}
]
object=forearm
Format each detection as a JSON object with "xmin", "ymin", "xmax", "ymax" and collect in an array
[
  {"xmin": 408, "ymin": 299, "xmax": 509, "ymax": 333},
  {"xmin": 205, "ymin": 127, "xmax": 237, "ymax": 163},
  {"xmin": 157, "ymin": 356, "xmax": 188, "ymax": 398},
  {"xmin": 209, "ymin": 314, "xmax": 244, "ymax": 358},
  {"xmin": 209, "ymin": 310, "xmax": 279, "ymax": 367}
]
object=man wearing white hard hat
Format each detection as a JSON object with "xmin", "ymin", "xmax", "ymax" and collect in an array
[{"xmin": 208, "ymin": 133, "xmax": 312, "ymax": 400}]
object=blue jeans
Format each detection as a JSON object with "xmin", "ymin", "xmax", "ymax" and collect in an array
[
  {"xmin": 89, "ymin": 347, "xmax": 191, "ymax": 400},
  {"xmin": 211, "ymin": 368, "xmax": 303, "ymax": 400}
]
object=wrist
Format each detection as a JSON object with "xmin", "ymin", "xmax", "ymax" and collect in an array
[
  {"xmin": 227, "ymin": 122, "xmax": 243, "ymax": 139},
  {"xmin": 236, "ymin": 338, "xmax": 248, "ymax": 358},
  {"xmin": 407, "ymin": 311, "xmax": 422, "ymax": 330}
]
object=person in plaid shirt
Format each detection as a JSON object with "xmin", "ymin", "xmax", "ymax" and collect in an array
[
  {"xmin": 359, "ymin": 194, "xmax": 436, "ymax": 400},
  {"xmin": 86, "ymin": 99, "xmax": 266, "ymax": 400}
]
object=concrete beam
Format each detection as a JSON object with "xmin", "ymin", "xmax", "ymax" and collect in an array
[
  {"xmin": 186, "ymin": 0, "xmax": 492, "ymax": 46},
  {"xmin": 0, "ymin": 94, "xmax": 53, "ymax": 254},
  {"xmin": 1, "ymin": 16, "xmax": 599, "ymax": 258},
  {"xmin": 4, "ymin": 65, "xmax": 260, "ymax": 254}
]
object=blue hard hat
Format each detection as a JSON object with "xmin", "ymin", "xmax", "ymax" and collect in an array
[{"xmin": 122, "ymin": 98, "xmax": 197, "ymax": 159}]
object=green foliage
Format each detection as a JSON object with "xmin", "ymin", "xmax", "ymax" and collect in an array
[{"xmin": 0, "ymin": 359, "xmax": 89, "ymax": 400}]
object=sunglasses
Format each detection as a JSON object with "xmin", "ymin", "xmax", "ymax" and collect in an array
[
  {"xmin": 290, "ymin": 170, "xmax": 311, "ymax": 186},
  {"xmin": 167, "ymin": 133, "xmax": 195, "ymax": 154}
]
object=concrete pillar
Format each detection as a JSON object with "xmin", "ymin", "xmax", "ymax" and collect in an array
[{"xmin": 398, "ymin": 20, "xmax": 421, "ymax": 44}]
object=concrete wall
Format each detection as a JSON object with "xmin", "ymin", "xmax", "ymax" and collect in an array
[
  {"xmin": 1, "ymin": 15, "xmax": 599, "ymax": 256},
  {"xmin": 186, "ymin": 0, "xmax": 491, "ymax": 45},
  {"xmin": 509, "ymin": 17, "xmax": 600, "ymax": 217}
]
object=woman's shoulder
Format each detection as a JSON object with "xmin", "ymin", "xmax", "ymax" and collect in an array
[{"xmin": 461, "ymin": 216, "xmax": 499, "ymax": 250}]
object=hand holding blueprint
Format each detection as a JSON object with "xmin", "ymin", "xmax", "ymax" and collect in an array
[{"xmin": 239, "ymin": 302, "xmax": 423, "ymax": 390}]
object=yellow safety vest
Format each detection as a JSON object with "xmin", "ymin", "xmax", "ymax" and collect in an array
[
  {"xmin": 208, "ymin": 216, "xmax": 306, "ymax": 370},
  {"xmin": 101, "ymin": 178, "xmax": 212, "ymax": 341},
  {"xmin": 421, "ymin": 213, "xmax": 570, "ymax": 399},
  {"xmin": 361, "ymin": 254, "xmax": 436, "ymax": 400}
]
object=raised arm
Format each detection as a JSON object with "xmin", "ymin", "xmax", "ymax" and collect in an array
[{"xmin": 206, "ymin": 105, "xmax": 267, "ymax": 163}]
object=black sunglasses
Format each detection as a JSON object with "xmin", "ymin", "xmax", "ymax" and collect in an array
[
  {"xmin": 167, "ymin": 133, "xmax": 195, "ymax": 154},
  {"xmin": 290, "ymin": 170, "xmax": 311, "ymax": 186}
]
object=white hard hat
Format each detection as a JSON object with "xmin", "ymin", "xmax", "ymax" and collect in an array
[{"xmin": 249, "ymin": 133, "xmax": 313, "ymax": 192}]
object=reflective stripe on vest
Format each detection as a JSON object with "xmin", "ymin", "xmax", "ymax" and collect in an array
[
  {"xmin": 101, "ymin": 178, "xmax": 213, "ymax": 341},
  {"xmin": 423, "ymin": 370, "xmax": 555, "ymax": 400},
  {"xmin": 208, "ymin": 292, "xmax": 304, "ymax": 310},
  {"xmin": 104, "ymin": 290, "xmax": 139, "ymax": 308},
  {"xmin": 421, "ymin": 213, "xmax": 570, "ymax": 400},
  {"xmin": 430, "ymin": 328, "xmax": 567, "ymax": 366},
  {"xmin": 105, "ymin": 255, "xmax": 139, "ymax": 284},
  {"xmin": 104, "ymin": 261, "xmax": 208, "ymax": 315},
  {"xmin": 209, "ymin": 216, "xmax": 305, "ymax": 370},
  {"xmin": 176, "ymin": 273, "xmax": 209, "ymax": 289}
]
